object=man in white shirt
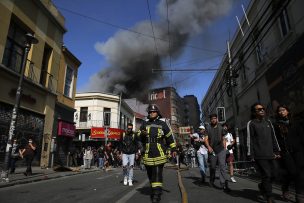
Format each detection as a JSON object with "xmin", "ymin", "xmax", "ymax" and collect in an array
[
  {"xmin": 190, "ymin": 125, "xmax": 208, "ymax": 183},
  {"xmin": 223, "ymin": 123, "xmax": 236, "ymax": 183}
]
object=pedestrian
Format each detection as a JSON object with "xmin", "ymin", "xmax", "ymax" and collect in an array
[
  {"xmin": 20, "ymin": 138, "xmax": 36, "ymax": 176},
  {"xmin": 69, "ymin": 147, "xmax": 78, "ymax": 167},
  {"xmin": 274, "ymin": 104, "xmax": 304, "ymax": 202},
  {"xmin": 97, "ymin": 146, "xmax": 105, "ymax": 170},
  {"xmin": 222, "ymin": 123, "xmax": 237, "ymax": 183},
  {"xmin": 120, "ymin": 123, "xmax": 142, "ymax": 186},
  {"xmin": 247, "ymin": 102, "xmax": 281, "ymax": 203},
  {"xmin": 138, "ymin": 104, "xmax": 177, "ymax": 203},
  {"xmin": 83, "ymin": 146, "xmax": 93, "ymax": 169},
  {"xmin": 205, "ymin": 114, "xmax": 231, "ymax": 192},
  {"xmin": 8, "ymin": 138, "xmax": 21, "ymax": 174},
  {"xmin": 189, "ymin": 144, "xmax": 196, "ymax": 168},
  {"xmin": 191, "ymin": 125, "xmax": 208, "ymax": 183}
]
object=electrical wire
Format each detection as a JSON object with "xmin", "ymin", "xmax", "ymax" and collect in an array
[
  {"xmin": 56, "ymin": 6, "xmax": 224, "ymax": 54},
  {"xmin": 203, "ymin": 0, "xmax": 292, "ymax": 112},
  {"xmin": 165, "ymin": 0, "xmax": 173, "ymax": 86},
  {"xmin": 146, "ymin": 0, "xmax": 159, "ymax": 61}
]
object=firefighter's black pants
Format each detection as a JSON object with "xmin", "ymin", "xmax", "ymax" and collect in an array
[{"xmin": 145, "ymin": 164, "xmax": 164, "ymax": 195}]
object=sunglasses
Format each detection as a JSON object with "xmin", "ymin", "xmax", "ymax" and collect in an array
[
  {"xmin": 149, "ymin": 111, "xmax": 157, "ymax": 113},
  {"xmin": 255, "ymin": 108, "xmax": 265, "ymax": 112}
]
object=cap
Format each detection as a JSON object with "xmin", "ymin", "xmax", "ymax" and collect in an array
[{"xmin": 198, "ymin": 125, "xmax": 205, "ymax": 130}]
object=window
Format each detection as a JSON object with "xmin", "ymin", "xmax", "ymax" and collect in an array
[
  {"xmin": 40, "ymin": 43, "xmax": 52, "ymax": 87},
  {"xmin": 2, "ymin": 21, "xmax": 27, "ymax": 73},
  {"xmin": 103, "ymin": 108, "xmax": 111, "ymax": 126},
  {"xmin": 80, "ymin": 107, "xmax": 88, "ymax": 122},
  {"xmin": 64, "ymin": 65, "xmax": 74, "ymax": 97},
  {"xmin": 279, "ymin": 8, "xmax": 291, "ymax": 37},
  {"xmin": 255, "ymin": 43, "xmax": 264, "ymax": 64}
]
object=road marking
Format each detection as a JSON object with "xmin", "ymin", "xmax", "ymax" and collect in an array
[
  {"xmin": 177, "ymin": 170, "xmax": 188, "ymax": 203},
  {"xmin": 115, "ymin": 178, "xmax": 149, "ymax": 203}
]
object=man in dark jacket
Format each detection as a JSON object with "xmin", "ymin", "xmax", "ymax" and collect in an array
[
  {"xmin": 247, "ymin": 103, "xmax": 281, "ymax": 203},
  {"xmin": 120, "ymin": 123, "xmax": 141, "ymax": 186}
]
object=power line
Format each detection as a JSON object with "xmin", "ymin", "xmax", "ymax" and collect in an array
[
  {"xmin": 152, "ymin": 68, "xmax": 218, "ymax": 72},
  {"xmin": 172, "ymin": 53, "xmax": 224, "ymax": 67},
  {"xmin": 146, "ymin": 0, "xmax": 159, "ymax": 61},
  {"xmin": 203, "ymin": 0, "xmax": 290, "ymax": 110},
  {"xmin": 56, "ymin": 6, "xmax": 225, "ymax": 54},
  {"xmin": 165, "ymin": 0, "xmax": 173, "ymax": 86}
]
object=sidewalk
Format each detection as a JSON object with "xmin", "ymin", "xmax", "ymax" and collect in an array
[{"xmin": 0, "ymin": 166, "xmax": 101, "ymax": 188}]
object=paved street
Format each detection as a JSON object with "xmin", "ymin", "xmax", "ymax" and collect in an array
[
  {"xmin": 181, "ymin": 168, "xmax": 289, "ymax": 203},
  {"xmin": 0, "ymin": 166, "xmax": 293, "ymax": 203}
]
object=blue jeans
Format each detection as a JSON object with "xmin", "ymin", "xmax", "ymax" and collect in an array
[
  {"xmin": 122, "ymin": 153, "xmax": 135, "ymax": 180},
  {"xmin": 197, "ymin": 151, "xmax": 208, "ymax": 178},
  {"xmin": 98, "ymin": 158, "xmax": 104, "ymax": 168}
]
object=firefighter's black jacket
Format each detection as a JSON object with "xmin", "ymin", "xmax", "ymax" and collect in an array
[{"xmin": 138, "ymin": 116, "xmax": 176, "ymax": 166}]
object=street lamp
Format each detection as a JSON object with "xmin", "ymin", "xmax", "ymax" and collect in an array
[{"xmin": 3, "ymin": 33, "xmax": 39, "ymax": 181}]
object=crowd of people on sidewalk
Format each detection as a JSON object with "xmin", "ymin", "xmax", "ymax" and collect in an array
[
  {"xmin": 5, "ymin": 102, "xmax": 304, "ymax": 203},
  {"xmin": 169, "ymin": 102, "xmax": 304, "ymax": 203},
  {"xmin": 69, "ymin": 142, "xmax": 144, "ymax": 171}
]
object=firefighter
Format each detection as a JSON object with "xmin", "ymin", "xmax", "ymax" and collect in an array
[{"xmin": 138, "ymin": 104, "xmax": 177, "ymax": 203}]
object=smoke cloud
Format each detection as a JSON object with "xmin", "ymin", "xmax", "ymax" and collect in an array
[{"xmin": 87, "ymin": 0, "xmax": 232, "ymax": 101}]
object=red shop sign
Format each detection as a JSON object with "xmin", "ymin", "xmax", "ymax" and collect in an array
[
  {"xmin": 58, "ymin": 121, "xmax": 76, "ymax": 137},
  {"xmin": 91, "ymin": 127, "xmax": 124, "ymax": 140}
]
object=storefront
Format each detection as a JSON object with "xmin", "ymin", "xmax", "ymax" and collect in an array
[
  {"xmin": 52, "ymin": 103, "xmax": 76, "ymax": 167},
  {"xmin": 0, "ymin": 101, "xmax": 44, "ymax": 167}
]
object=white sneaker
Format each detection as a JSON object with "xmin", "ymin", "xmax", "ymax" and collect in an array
[
  {"xmin": 123, "ymin": 177, "xmax": 128, "ymax": 186},
  {"xmin": 231, "ymin": 177, "xmax": 236, "ymax": 183},
  {"xmin": 128, "ymin": 180, "xmax": 133, "ymax": 186}
]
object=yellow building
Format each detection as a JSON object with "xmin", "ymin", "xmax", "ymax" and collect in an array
[{"xmin": 0, "ymin": 0, "xmax": 80, "ymax": 168}]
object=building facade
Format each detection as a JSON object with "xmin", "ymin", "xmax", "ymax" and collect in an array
[
  {"xmin": 0, "ymin": 0, "xmax": 80, "ymax": 168},
  {"xmin": 124, "ymin": 98, "xmax": 147, "ymax": 131},
  {"xmin": 201, "ymin": 0, "xmax": 304, "ymax": 161},
  {"xmin": 74, "ymin": 92, "xmax": 134, "ymax": 148},
  {"xmin": 52, "ymin": 46, "xmax": 81, "ymax": 167},
  {"xmin": 148, "ymin": 87, "xmax": 187, "ymax": 143},
  {"xmin": 183, "ymin": 95, "xmax": 201, "ymax": 130}
]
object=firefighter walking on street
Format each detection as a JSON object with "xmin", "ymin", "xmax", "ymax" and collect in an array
[{"xmin": 138, "ymin": 104, "xmax": 177, "ymax": 203}]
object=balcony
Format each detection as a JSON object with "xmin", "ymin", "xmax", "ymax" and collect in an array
[
  {"xmin": 77, "ymin": 120, "xmax": 119, "ymax": 129},
  {"xmin": 2, "ymin": 47, "xmax": 56, "ymax": 93}
]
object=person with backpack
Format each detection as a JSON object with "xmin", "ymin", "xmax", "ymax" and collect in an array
[
  {"xmin": 120, "ymin": 123, "xmax": 142, "ymax": 186},
  {"xmin": 190, "ymin": 125, "xmax": 208, "ymax": 183}
]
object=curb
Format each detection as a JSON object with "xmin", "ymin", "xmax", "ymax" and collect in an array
[{"xmin": 0, "ymin": 169, "xmax": 99, "ymax": 188}]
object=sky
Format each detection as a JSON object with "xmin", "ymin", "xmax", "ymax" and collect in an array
[{"xmin": 52, "ymin": 0, "xmax": 250, "ymax": 103}]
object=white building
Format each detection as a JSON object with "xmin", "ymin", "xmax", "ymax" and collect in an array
[{"xmin": 74, "ymin": 92, "xmax": 134, "ymax": 143}]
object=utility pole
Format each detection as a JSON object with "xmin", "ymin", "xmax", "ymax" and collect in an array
[
  {"xmin": 3, "ymin": 33, "xmax": 38, "ymax": 181},
  {"xmin": 227, "ymin": 41, "xmax": 241, "ymax": 163},
  {"xmin": 105, "ymin": 127, "xmax": 109, "ymax": 146},
  {"xmin": 117, "ymin": 92, "xmax": 122, "ymax": 129}
]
